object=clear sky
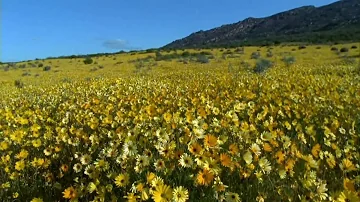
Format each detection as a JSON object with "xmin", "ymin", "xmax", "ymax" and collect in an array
[{"xmin": 1, "ymin": 0, "xmax": 338, "ymax": 62}]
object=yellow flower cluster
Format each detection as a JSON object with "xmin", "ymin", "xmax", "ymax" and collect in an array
[{"xmin": 0, "ymin": 51, "xmax": 359, "ymax": 202}]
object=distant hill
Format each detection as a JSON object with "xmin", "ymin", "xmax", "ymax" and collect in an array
[{"xmin": 163, "ymin": 0, "xmax": 360, "ymax": 48}]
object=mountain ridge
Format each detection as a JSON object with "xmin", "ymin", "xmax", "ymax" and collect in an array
[{"xmin": 163, "ymin": 0, "xmax": 360, "ymax": 48}]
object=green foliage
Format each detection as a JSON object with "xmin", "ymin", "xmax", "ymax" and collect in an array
[
  {"xmin": 351, "ymin": 45, "xmax": 358, "ymax": 49},
  {"xmin": 266, "ymin": 51, "xmax": 273, "ymax": 58},
  {"xmin": 254, "ymin": 58, "xmax": 273, "ymax": 73},
  {"xmin": 22, "ymin": 72, "xmax": 31, "ymax": 77},
  {"xmin": 83, "ymin": 57, "xmax": 93, "ymax": 64},
  {"xmin": 196, "ymin": 55, "xmax": 209, "ymax": 64},
  {"xmin": 340, "ymin": 47, "xmax": 349, "ymax": 53},
  {"xmin": 282, "ymin": 56, "xmax": 296, "ymax": 67},
  {"xmin": 251, "ymin": 52, "xmax": 261, "ymax": 59},
  {"xmin": 331, "ymin": 47, "xmax": 338, "ymax": 51},
  {"xmin": 14, "ymin": 80, "xmax": 24, "ymax": 88},
  {"xmin": 38, "ymin": 63, "xmax": 44, "ymax": 67},
  {"xmin": 43, "ymin": 66, "xmax": 51, "ymax": 71}
]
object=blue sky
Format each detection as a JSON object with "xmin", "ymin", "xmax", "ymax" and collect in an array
[{"xmin": 1, "ymin": 0, "xmax": 338, "ymax": 62}]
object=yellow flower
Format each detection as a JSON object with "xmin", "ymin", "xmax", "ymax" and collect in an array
[
  {"xmin": 189, "ymin": 142, "xmax": 202, "ymax": 156},
  {"xmin": 63, "ymin": 186, "xmax": 77, "ymax": 199},
  {"xmin": 339, "ymin": 159, "xmax": 356, "ymax": 172},
  {"xmin": 147, "ymin": 172, "xmax": 156, "ymax": 184},
  {"xmin": 152, "ymin": 184, "xmax": 173, "ymax": 202},
  {"xmin": 163, "ymin": 112, "xmax": 172, "ymax": 123},
  {"xmin": 243, "ymin": 151, "xmax": 253, "ymax": 165},
  {"xmin": 114, "ymin": 173, "xmax": 129, "ymax": 187},
  {"xmin": 343, "ymin": 178, "xmax": 356, "ymax": 192},
  {"xmin": 124, "ymin": 192, "xmax": 139, "ymax": 202},
  {"xmin": 172, "ymin": 186, "xmax": 189, "ymax": 202},
  {"xmin": 0, "ymin": 141, "xmax": 9, "ymax": 151},
  {"xmin": 275, "ymin": 151, "xmax": 285, "ymax": 164},
  {"xmin": 263, "ymin": 143, "xmax": 272, "ymax": 152},
  {"xmin": 15, "ymin": 160, "xmax": 25, "ymax": 171},
  {"xmin": 32, "ymin": 139, "xmax": 42, "ymax": 148},
  {"xmin": 311, "ymin": 143, "xmax": 321, "ymax": 158},
  {"xmin": 15, "ymin": 149, "xmax": 29, "ymax": 159},
  {"xmin": 225, "ymin": 192, "xmax": 241, "ymax": 202},
  {"xmin": 337, "ymin": 190, "xmax": 360, "ymax": 202},
  {"xmin": 220, "ymin": 153, "xmax": 232, "ymax": 167},
  {"xmin": 12, "ymin": 192, "xmax": 19, "ymax": 198},
  {"xmin": 204, "ymin": 134, "xmax": 218, "ymax": 148},
  {"xmin": 196, "ymin": 169, "xmax": 214, "ymax": 186},
  {"xmin": 179, "ymin": 153, "xmax": 193, "ymax": 168},
  {"xmin": 30, "ymin": 198, "xmax": 44, "ymax": 202},
  {"xmin": 229, "ymin": 144, "xmax": 239, "ymax": 155}
]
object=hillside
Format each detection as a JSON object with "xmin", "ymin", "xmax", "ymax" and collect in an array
[{"xmin": 164, "ymin": 0, "xmax": 360, "ymax": 48}]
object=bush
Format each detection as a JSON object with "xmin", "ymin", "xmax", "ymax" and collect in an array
[
  {"xmin": 351, "ymin": 45, "xmax": 357, "ymax": 49},
  {"xmin": 83, "ymin": 57, "xmax": 93, "ymax": 64},
  {"xmin": 254, "ymin": 58, "xmax": 273, "ymax": 73},
  {"xmin": 43, "ymin": 66, "xmax": 51, "ymax": 71},
  {"xmin": 291, "ymin": 48, "xmax": 296, "ymax": 51},
  {"xmin": 266, "ymin": 51, "xmax": 273, "ymax": 58},
  {"xmin": 331, "ymin": 47, "xmax": 338, "ymax": 51},
  {"xmin": 89, "ymin": 67, "xmax": 97, "ymax": 72},
  {"xmin": 19, "ymin": 64, "xmax": 26, "ymax": 68},
  {"xmin": 316, "ymin": 46, "xmax": 321, "ymax": 49},
  {"xmin": 282, "ymin": 56, "xmax": 296, "ymax": 67},
  {"xmin": 235, "ymin": 47, "xmax": 244, "ymax": 54},
  {"xmin": 22, "ymin": 72, "xmax": 31, "ymax": 76},
  {"xmin": 181, "ymin": 51, "xmax": 190, "ymax": 57},
  {"xmin": 14, "ymin": 80, "xmax": 24, "ymax": 88},
  {"xmin": 251, "ymin": 52, "xmax": 261, "ymax": 59},
  {"xmin": 298, "ymin": 45, "xmax": 306, "ymax": 50},
  {"xmin": 98, "ymin": 65, "xmax": 104, "ymax": 69},
  {"xmin": 340, "ymin": 47, "xmax": 349, "ymax": 53},
  {"xmin": 38, "ymin": 63, "xmax": 44, "ymax": 67},
  {"xmin": 196, "ymin": 55, "xmax": 209, "ymax": 64}
]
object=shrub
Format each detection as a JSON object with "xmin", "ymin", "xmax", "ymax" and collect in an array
[
  {"xmin": 316, "ymin": 46, "xmax": 321, "ymax": 49},
  {"xmin": 34, "ymin": 74, "xmax": 40, "ymax": 77},
  {"xmin": 282, "ymin": 56, "xmax": 296, "ymax": 67},
  {"xmin": 254, "ymin": 58, "xmax": 273, "ymax": 73},
  {"xmin": 235, "ymin": 47, "xmax": 244, "ymax": 54},
  {"xmin": 19, "ymin": 64, "xmax": 26, "ymax": 68},
  {"xmin": 181, "ymin": 51, "xmax": 190, "ymax": 57},
  {"xmin": 98, "ymin": 65, "xmax": 104, "ymax": 69},
  {"xmin": 351, "ymin": 45, "xmax": 357, "ymax": 49},
  {"xmin": 251, "ymin": 52, "xmax": 261, "ymax": 59},
  {"xmin": 38, "ymin": 63, "xmax": 44, "ymax": 67},
  {"xmin": 196, "ymin": 55, "xmax": 209, "ymax": 64},
  {"xmin": 14, "ymin": 80, "xmax": 24, "ymax": 88},
  {"xmin": 298, "ymin": 45, "xmax": 306, "ymax": 50},
  {"xmin": 83, "ymin": 57, "xmax": 93, "ymax": 64},
  {"xmin": 43, "ymin": 66, "xmax": 51, "ymax": 71},
  {"xmin": 22, "ymin": 72, "xmax": 31, "ymax": 76},
  {"xmin": 340, "ymin": 47, "xmax": 349, "ymax": 53},
  {"xmin": 291, "ymin": 48, "xmax": 296, "ymax": 51},
  {"xmin": 89, "ymin": 67, "xmax": 97, "ymax": 72},
  {"xmin": 331, "ymin": 47, "xmax": 338, "ymax": 51},
  {"xmin": 266, "ymin": 51, "xmax": 273, "ymax": 58}
]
